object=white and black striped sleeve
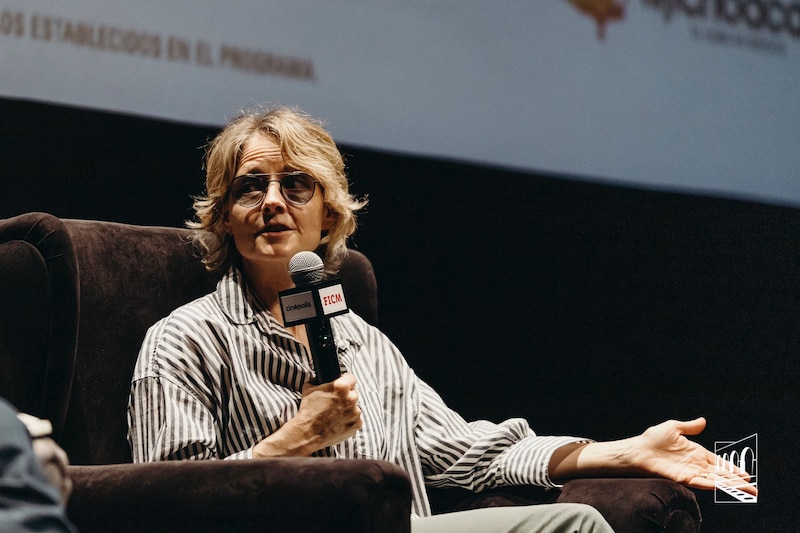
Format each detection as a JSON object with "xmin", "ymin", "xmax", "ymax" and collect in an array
[{"xmin": 413, "ymin": 377, "xmax": 590, "ymax": 490}]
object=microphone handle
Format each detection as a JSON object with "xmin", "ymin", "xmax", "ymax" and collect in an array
[{"xmin": 306, "ymin": 317, "xmax": 341, "ymax": 384}]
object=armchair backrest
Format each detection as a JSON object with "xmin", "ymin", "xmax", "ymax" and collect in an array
[
  {"xmin": 0, "ymin": 213, "xmax": 379, "ymax": 465},
  {"xmin": 62, "ymin": 218, "xmax": 221, "ymax": 464}
]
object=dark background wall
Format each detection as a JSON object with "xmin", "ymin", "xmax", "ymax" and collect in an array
[{"xmin": 2, "ymin": 97, "xmax": 798, "ymax": 531}]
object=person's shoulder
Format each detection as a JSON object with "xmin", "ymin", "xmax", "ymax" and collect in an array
[
  {"xmin": 333, "ymin": 309, "xmax": 369, "ymax": 326},
  {"xmin": 331, "ymin": 311, "xmax": 402, "ymax": 355},
  {"xmin": 331, "ymin": 310, "xmax": 376, "ymax": 338},
  {"xmin": 140, "ymin": 292, "xmax": 228, "ymax": 357},
  {"xmin": 331, "ymin": 312, "xmax": 415, "ymax": 383},
  {"xmin": 136, "ymin": 292, "xmax": 225, "ymax": 378}
]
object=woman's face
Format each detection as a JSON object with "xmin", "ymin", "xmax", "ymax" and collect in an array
[{"xmin": 223, "ymin": 132, "xmax": 332, "ymax": 276}]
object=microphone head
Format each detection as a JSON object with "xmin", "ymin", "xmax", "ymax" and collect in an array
[{"xmin": 288, "ymin": 251, "xmax": 324, "ymax": 286}]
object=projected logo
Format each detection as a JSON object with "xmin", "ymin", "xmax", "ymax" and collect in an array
[
  {"xmin": 642, "ymin": 0, "xmax": 798, "ymax": 55},
  {"xmin": 714, "ymin": 433, "xmax": 758, "ymax": 503},
  {"xmin": 567, "ymin": 0, "xmax": 626, "ymax": 39}
]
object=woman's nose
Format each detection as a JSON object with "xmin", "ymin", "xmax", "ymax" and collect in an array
[{"xmin": 261, "ymin": 180, "xmax": 286, "ymax": 212}]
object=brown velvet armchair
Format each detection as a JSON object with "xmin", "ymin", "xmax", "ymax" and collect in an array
[{"xmin": 0, "ymin": 212, "xmax": 701, "ymax": 532}]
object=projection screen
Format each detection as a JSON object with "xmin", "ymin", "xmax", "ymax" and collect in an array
[{"xmin": 1, "ymin": 0, "xmax": 798, "ymax": 206}]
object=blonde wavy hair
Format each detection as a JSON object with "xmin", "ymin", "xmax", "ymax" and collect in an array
[{"xmin": 188, "ymin": 105, "xmax": 366, "ymax": 275}]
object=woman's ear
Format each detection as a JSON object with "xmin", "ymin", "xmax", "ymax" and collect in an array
[{"xmin": 322, "ymin": 206, "xmax": 337, "ymax": 230}]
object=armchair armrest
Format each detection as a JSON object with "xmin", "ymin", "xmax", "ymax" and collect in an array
[
  {"xmin": 67, "ymin": 458, "xmax": 411, "ymax": 533},
  {"xmin": 557, "ymin": 478, "xmax": 701, "ymax": 533}
]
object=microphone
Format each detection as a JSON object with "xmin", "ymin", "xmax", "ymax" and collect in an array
[{"xmin": 279, "ymin": 251, "xmax": 348, "ymax": 384}]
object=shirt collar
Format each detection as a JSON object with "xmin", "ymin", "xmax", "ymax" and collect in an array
[{"xmin": 215, "ymin": 266, "xmax": 363, "ymax": 353}]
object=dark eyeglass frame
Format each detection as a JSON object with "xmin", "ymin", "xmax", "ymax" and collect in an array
[{"xmin": 227, "ymin": 171, "xmax": 320, "ymax": 208}]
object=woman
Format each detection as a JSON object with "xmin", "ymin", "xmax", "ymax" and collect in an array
[{"xmin": 127, "ymin": 106, "xmax": 754, "ymax": 532}]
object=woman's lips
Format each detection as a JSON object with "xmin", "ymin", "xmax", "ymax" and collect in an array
[{"xmin": 257, "ymin": 224, "xmax": 290, "ymax": 235}]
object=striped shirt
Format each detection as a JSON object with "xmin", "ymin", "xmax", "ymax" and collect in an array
[{"xmin": 127, "ymin": 267, "xmax": 588, "ymax": 518}]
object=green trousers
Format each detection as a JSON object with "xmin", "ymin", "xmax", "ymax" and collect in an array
[{"xmin": 412, "ymin": 503, "xmax": 614, "ymax": 533}]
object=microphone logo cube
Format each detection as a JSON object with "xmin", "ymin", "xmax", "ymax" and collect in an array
[
  {"xmin": 319, "ymin": 283, "xmax": 347, "ymax": 316},
  {"xmin": 280, "ymin": 290, "xmax": 319, "ymax": 324},
  {"xmin": 279, "ymin": 279, "xmax": 349, "ymax": 327}
]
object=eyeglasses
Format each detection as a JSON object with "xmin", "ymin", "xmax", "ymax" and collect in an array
[{"xmin": 228, "ymin": 172, "xmax": 320, "ymax": 208}]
